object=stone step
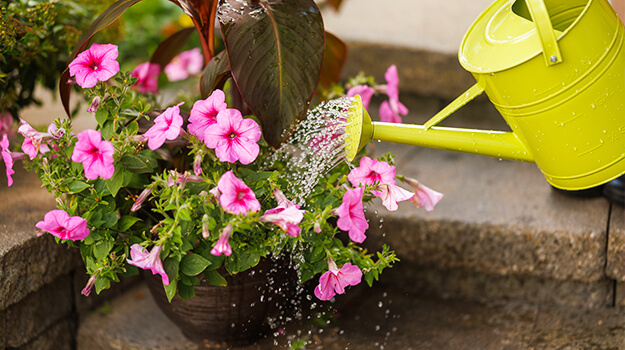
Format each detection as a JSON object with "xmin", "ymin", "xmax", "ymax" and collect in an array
[
  {"xmin": 361, "ymin": 94, "xmax": 624, "ymax": 308},
  {"xmin": 76, "ymin": 282, "xmax": 625, "ymax": 350}
]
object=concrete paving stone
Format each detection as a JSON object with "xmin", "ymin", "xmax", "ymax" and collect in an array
[
  {"xmin": 366, "ymin": 141, "xmax": 610, "ymax": 283},
  {"xmin": 607, "ymin": 204, "xmax": 625, "ymax": 281},
  {"xmin": 343, "ymin": 43, "xmax": 476, "ymax": 100},
  {"xmin": 382, "ymin": 265, "xmax": 613, "ymax": 308},
  {"xmin": 3, "ymin": 274, "xmax": 73, "ymax": 348},
  {"xmin": 0, "ymin": 165, "xmax": 80, "ymax": 311},
  {"xmin": 77, "ymin": 282, "xmax": 625, "ymax": 350},
  {"xmin": 15, "ymin": 319, "xmax": 74, "ymax": 350}
]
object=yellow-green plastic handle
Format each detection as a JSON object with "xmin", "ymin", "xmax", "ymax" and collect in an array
[{"xmin": 526, "ymin": 0, "xmax": 563, "ymax": 65}]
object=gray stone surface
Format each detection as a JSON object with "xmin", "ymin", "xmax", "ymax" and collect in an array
[
  {"xmin": 2, "ymin": 274, "xmax": 73, "ymax": 348},
  {"xmin": 607, "ymin": 204, "xmax": 625, "ymax": 281},
  {"xmin": 383, "ymin": 265, "xmax": 613, "ymax": 308},
  {"xmin": 77, "ymin": 283, "xmax": 625, "ymax": 350},
  {"xmin": 0, "ymin": 164, "xmax": 80, "ymax": 311},
  {"xmin": 343, "ymin": 42, "xmax": 477, "ymax": 100},
  {"xmin": 15, "ymin": 320, "xmax": 74, "ymax": 350}
]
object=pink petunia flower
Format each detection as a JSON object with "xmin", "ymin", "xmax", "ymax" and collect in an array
[
  {"xmin": 404, "ymin": 177, "xmax": 444, "ymax": 211},
  {"xmin": 347, "ymin": 156, "xmax": 396, "ymax": 188},
  {"xmin": 378, "ymin": 183, "xmax": 414, "ymax": 211},
  {"xmin": 188, "ymin": 89, "xmax": 227, "ymax": 140},
  {"xmin": 314, "ymin": 258, "xmax": 362, "ymax": 301},
  {"xmin": 378, "ymin": 65, "xmax": 408, "ymax": 123},
  {"xmin": 87, "ymin": 96, "xmax": 101, "ymax": 114},
  {"xmin": 217, "ymin": 170, "xmax": 261, "ymax": 215},
  {"xmin": 261, "ymin": 205, "xmax": 304, "ymax": 237},
  {"xmin": 81, "ymin": 274, "xmax": 98, "ymax": 297},
  {"xmin": 1, "ymin": 134, "xmax": 16, "ymax": 187},
  {"xmin": 144, "ymin": 102, "xmax": 184, "ymax": 150},
  {"xmin": 0, "ymin": 112, "xmax": 15, "ymax": 138},
  {"xmin": 260, "ymin": 188, "xmax": 304, "ymax": 237},
  {"xmin": 71, "ymin": 129, "xmax": 115, "ymax": 180},
  {"xmin": 211, "ymin": 224, "xmax": 233, "ymax": 256},
  {"xmin": 127, "ymin": 244, "xmax": 170, "ymax": 285},
  {"xmin": 204, "ymin": 109, "xmax": 261, "ymax": 165},
  {"xmin": 164, "ymin": 48, "xmax": 204, "ymax": 82},
  {"xmin": 18, "ymin": 120, "xmax": 50, "ymax": 160},
  {"xmin": 131, "ymin": 187, "xmax": 153, "ymax": 212},
  {"xmin": 131, "ymin": 62, "xmax": 160, "ymax": 94},
  {"xmin": 336, "ymin": 186, "xmax": 369, "ymax": 243},
  {"xmin": 347, "ymin": 85, "xmax": 375, "ymax": 110},
  {"xmin": 68, "ymin": 43, "xmax": 120, "ymax": 88},
  {"xmin": 35, "ymin": 209, "xmax": 90, "ymax": 241}
]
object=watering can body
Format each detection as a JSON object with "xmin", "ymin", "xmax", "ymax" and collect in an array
[{"xmin": 347, "ymin": 0, "xmax": 625, "ymax": 191}]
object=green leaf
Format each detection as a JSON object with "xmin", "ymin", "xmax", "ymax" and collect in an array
[
  {"xmin": 101, "ymin": 120, "xmax": 115, "ymax": 140},
  {"xmin": 118, "ymin": 216, "xmax": 141, "ymax": 231},
  {"xmin": 200, "ymin": 50, "xmax": 231, "ymax": 99},
  {"xmin": 220, "ymin": 0, "xmax": 324, "ymax": 148},
  {"xmin": 95, "ymin": 108, "xmax": 109, "ymax": 127},
  {"xmin": 180, "ymin": 253, "xmax": 211, "ymax": 276},
  {"xmin": 68, "ymin": 181, "xmax": 90, "ymax": 193},
  {"xmin": 178, "ymin": 207, "xmax": 192, "ymax": 222},
  {"xmin": 119, "ymin": 154, "xmax": 158, "ymax": 174},
  {"xmin": 94, "ymin": 240, "xmax": 113, "ymax": 260},
  {"xmin": 95, "ymin": 277, "xmax": 111, "ymax": 294},
  {"xmin": 225, "ymin": 250, "xmax": 261, "ymax": 274},
  {"xmin": 204, "ymin": 269, "xmax": 227, "ymax": 287},
  {"xmin": 238, "ymin": 168, "xmax": 274, "ymax": 184},
  {"xmin": 105, "ymin": 169, "xmax": 124, "ymax": 197},
  {"xmin": 177, "ymin": 282, "xmax": 195, "ymax": 300},
  {"xmin": 163, "ymin": 256, "xmax": 180, "ymax": 302}
]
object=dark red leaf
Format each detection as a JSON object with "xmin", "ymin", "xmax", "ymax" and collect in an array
[
  {"xmin": 150, "ymin": 27, "xmax": 196, "ymax": 69},
  {"xmin": 319, "ymin": 31, "xmax": 347, "ymax": 88},
  {"xmin": 219, "ymin": 0, "xmax": 325, "ymax": 148},
  {"xmin": 200, "ymin": 50, "xmax": 231, "ymax": 99}
]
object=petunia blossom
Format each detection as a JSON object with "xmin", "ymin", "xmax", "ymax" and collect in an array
[
  {"xmin": 211, "ymin": 224, "xmax": 233, "ymax": 256},
  {"xmin": 378, "ymin": 65, "xmax": 408, "ymax": 123},
  {"xmin": 336, "ymin": 186, "xmax": 369, "ymax": 243},
  {"xmin": 71, "ymin": 129, "xmax": 115, "ymax": 180},
  {"xmin": 35, "ymin": 209, "xmax": 90, "ymax": 241},
  {"xmin": 144, "ymin": 102, "xmax": 184, "ymax": 150},
  {"xmin": 131, "ymin": 62, "xmax": 160, "ymax": 94},
  {"xmin": 188, "ymin": 89, "xmax": 227, "ymax": 140},
  {"xmin": 81, "ymin": 274, "xmax": 98, "ymax": 297},
  {"xmin": 127, "ymin": 244, "xmax": 170, "ymax": 285},
  {"xmin": 347, "ymin": 85, "xmax": 375, "ymax": 110},
  {"xmin": 261, "ymin": 205, "xmax": 304, "ymax": 237},
  {"xmin": 204, "ymin": 108, "xmax": 261, "ymax": 165},
  {"xmin": 404, "ymin": 177, "xmax": 444, "ymax": 211},
  {"xmin": 87, "ymin": 96, "xmax": 101, "ymax": 113},
  {"xmin": 314, "ymin": 258, "xmax": 362, "ymax": 301},
  {"xmin": 217, "ymin": 170, "xmax": 261, "ymax": 215},
  {"xmin": 18, "ymin": 120, "xmax": 50, "ymax": 160},
  {"xmin": 348, "ymin": 156, "xmax": 396, "ymax": 188},
  {"xmin": 1, "ymin": 134, "xmax": 16, "ymax": 186},
  {"xmin": 378, "ymin": 183, "xmax": 414, "ymax": 211},
  {"xmin": 68, "ymin": 43, "xmax": 120, "ymax": 88},
  {"xmin": 0, "ymin": 112, "xmax": 15, "ymax": 138},
  {"xmin": 164, "ymin": 48, "xmax": 204, "ymax": 82}
]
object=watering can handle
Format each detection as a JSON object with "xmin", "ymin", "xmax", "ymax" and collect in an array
[{"xmin": 526, "ymin": 0, "xmax": 563, "ymax": 65}]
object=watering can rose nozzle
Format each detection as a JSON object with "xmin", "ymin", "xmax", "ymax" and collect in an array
[{"xmin": 344, "ymin": 94, "xmax": 374, "ymax": 162}]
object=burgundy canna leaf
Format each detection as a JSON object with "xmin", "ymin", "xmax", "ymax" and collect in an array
[
  {"xmin": 319, "ymin": 31, "xmax": 347, "ymax": 89},
  {"xmin": 219, "ymin": 0, "xmax": 325, "ymax": 149}
]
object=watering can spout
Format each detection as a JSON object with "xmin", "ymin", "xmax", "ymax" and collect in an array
[{"xmin": 344, "ymin": 93, "xmax": 534, "ymax": 164}]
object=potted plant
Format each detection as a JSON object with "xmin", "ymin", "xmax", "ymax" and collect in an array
[{"xmin": 0, "ymin": 0, "xmax": 443, "ymax": 345}]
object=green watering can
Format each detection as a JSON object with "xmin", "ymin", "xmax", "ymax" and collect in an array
[{"xmin": 345, "ymin": 0, "xmax": 625, "ymax": 191}]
